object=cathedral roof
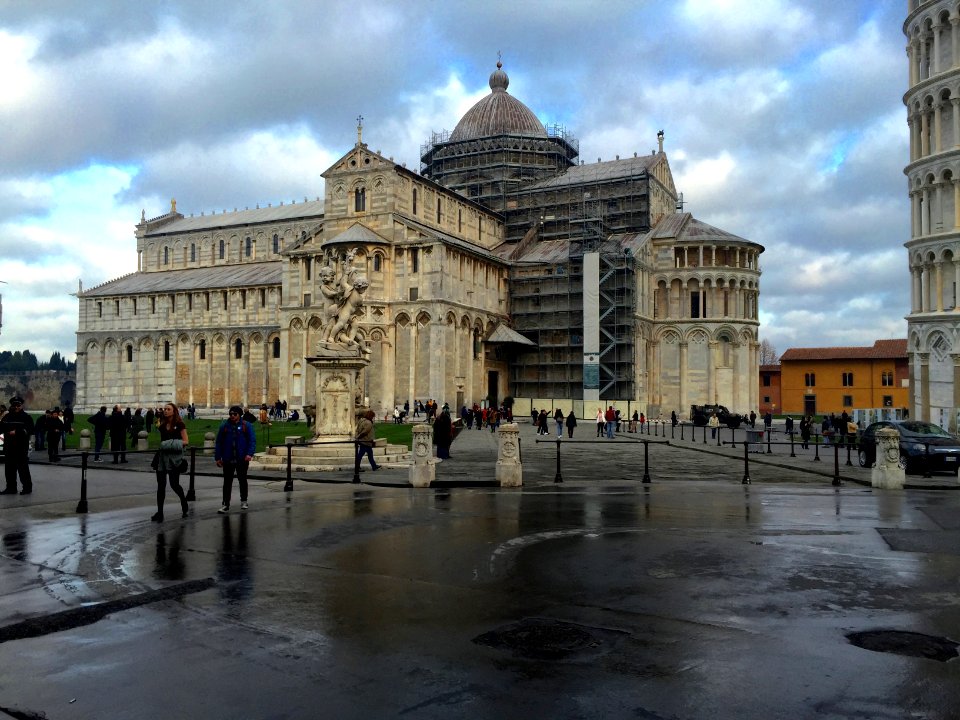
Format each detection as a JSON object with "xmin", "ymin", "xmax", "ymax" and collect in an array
[
  {"xmin": 142, "ymin": 200, "xmax": 325, "ymax": 236},
  {"xmin": 649, "ymin": 213, "xmax": 756, "ymax": 246},
  {"xmin": 518, "ymin": 153, "xmax": 661, "ymax": 192},
  {"xmin": 79, "ymin": 261, "xmax": 282, "ymax": 296},
  {"xmin": 449, "ymin": 62, "xmax": 546, "ymax": 142}
]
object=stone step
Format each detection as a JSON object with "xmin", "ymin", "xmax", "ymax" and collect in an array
[
  {"xmin": 252, "ymin": 452, "xmax": 410, "ymax": 466},
  {"xmin": 261, "ymin": 443, "xmax": 408, "ymax": 458}
]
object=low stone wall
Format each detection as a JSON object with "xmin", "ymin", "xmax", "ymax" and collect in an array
[{"xmin": 0, "ymin": 371, "xmax": 76, "ymax": 410}]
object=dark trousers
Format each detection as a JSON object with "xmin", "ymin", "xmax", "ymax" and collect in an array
[
  {"xmin": 34, "ymin": 432, "xmax": 45, "ymax": 451},
  {"xmin": 94, "ymin": 432, "xmax": 106, "ymax": 458},
  {"xmin": 356, "ymin": 443, "xmax": 378, "ymax": 469},
  {"xmin": 155, "ymin": 469, "xmax": 187, "ymax": 513},
  {"xmin": 47, "ymin": 432, "xmax": 60, "ymax": 461},
  {"xmin": 221, "ymin": 460, "xmax": 250, "ymax": 505},
  {"xmin": 4, "ymin": 453, "xmax": 32, "ymax": 492}
]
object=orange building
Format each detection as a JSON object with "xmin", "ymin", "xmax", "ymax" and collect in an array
[
  {"xmin": 779, "ymin": 340, "xmax": 908, "ymax": 417},
  {"xmin": 759, "ymin": 364, "xmax": 781, "ymax": 415}
]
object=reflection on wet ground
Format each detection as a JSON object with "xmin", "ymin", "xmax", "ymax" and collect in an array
[{"xmin": 1, "ymin": 474, "xmax": 959, "ymax": 718}]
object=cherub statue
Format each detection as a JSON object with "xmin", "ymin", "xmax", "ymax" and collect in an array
[{"xmin": 325, "ymin": 276, "xmax": 369, "ymax": 344}]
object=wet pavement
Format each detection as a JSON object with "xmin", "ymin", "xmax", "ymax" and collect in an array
[{"xmin": 1, "ymin": 424, "xmax": 960, "ymax": 719}]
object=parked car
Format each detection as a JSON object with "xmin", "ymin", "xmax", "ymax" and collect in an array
[
  {"xmin": 690, "ymin": 404, "xmax": 745, "ymax": 429},
  {"xmin": 857, "ymin": 420, "xmax": 960, "ymax": 474}
]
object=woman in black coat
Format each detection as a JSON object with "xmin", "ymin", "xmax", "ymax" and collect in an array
[
  {"xmin": 433, "ymin": 410, "xmax": 453, "ymax": 459},
  {"xmin": 565, "ymin": 410, "xmax": 577, "ymax": 438},
  {"xmin": 109, "ymin": 405, "xmax": 128, "ymax": 463}
]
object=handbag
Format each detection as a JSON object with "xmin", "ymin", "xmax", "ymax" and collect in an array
[{"xmin": 177, "ymin": 458, "xmax": 189, "ymax": 473}]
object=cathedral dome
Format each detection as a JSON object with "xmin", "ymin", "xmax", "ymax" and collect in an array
[{"xmin": 449, "ymin": 62, "xmax": 546, "ymax": 142}]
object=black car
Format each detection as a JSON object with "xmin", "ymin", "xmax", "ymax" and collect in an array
[
  {"xmin": 857, "ymin": 420, "xmax": 960, "ymax": 474},
  {"xmin": 690, "ymin": 404, "xmax": 744, "ymax": 429}
]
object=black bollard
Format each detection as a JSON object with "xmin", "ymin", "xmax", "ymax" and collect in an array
[
  {"xmin": 76, "ymin": 451, "xmax": 89, "ymax": 514},
  {"xmin": 284, "ymin": 443, "xmax": 294, "ymax": 491},
  {"xmin": 353, "ymin": 440, "xmax": 362, "ymax": 484},
  {"xmin": 680, "ymin": 423, "xmax": 685, "ymax": 441},
  {"xmin": 703, "ymin": 423, "xmax": 708, "ymax": 445},
  {"xmin": 186, "ymin": 446, "xmax": 196, "ymax": 501},
  {"xmin": 766, "ymin": 429, "xmax": 772, "ymax": 454},
  {"xmin": 845, "ymin": 441, "xmax": 853, "ymax": 467},
  {"xmin": 671, "ymin": 422, "xmax": 675, "ymax": 439},
  {"xmin": 832, "ymin": 443, "xmax": 841, "ymax": 486},
  {"xmin": 814, "ymin": 434, "xmax": 821, "ymax": 462},
  {"xmin": 730, "ymin": 426, "xmax": 737, "ymax": 449},
  {"xmin": 554, "ymin": 437, "xmax": 563, "ymax": 483},
  {"xmin": 789, "ymin": 431, "xmax": 796, "ymax": 458},
  {"xmin": 742, "ymin": 440, "xmax": 751, "ymax": 484},
  {"xmin": 716, "ymin": 424, "xmax": 722, "ymax": 447},
  {"xmin": 642, "ymin": 440, "xmax": 651, "ymax": 483}
]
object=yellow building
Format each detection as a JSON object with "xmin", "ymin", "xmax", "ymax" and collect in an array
[{"xmin": 779, "ymin": 340, "xmax": 908, "ymax": 417}]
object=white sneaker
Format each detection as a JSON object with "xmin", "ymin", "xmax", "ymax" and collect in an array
[
  {"xmin": 241, "ymin": 502, "xmax": 248, "ymax": 510},
  {"xmin": 218, "ymin": 505, "xmax": 229, "ymax": 514}
]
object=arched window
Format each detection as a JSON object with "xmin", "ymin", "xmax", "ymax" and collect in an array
[
  {"xmin": 235, "ymin": 338, "xmax": 243, "ymax": 359},
  {"xmin": 163, "ymin": 247, "xmax": 169, "ymax": 265},
  {"xmin": 413, "ymin": 188, "xmax": 417, "ymax": 215},
  {"xmin": 245, "ymin": 236, "xmax": 252, "ymax": 257},
  {"xmin": 437, "ymin": 198, "xmax": 442, "ymax": 223},
  {"xmin": 272, "ymin": 337, "xmax": 281, "ymax": 358},
  {"xmin": 199, "ymin": 339, "xmax": 206, "ymax": 360},
  {"xmin": 163, "ymin": 341, "xmax": 171, "ymax": 361},
  {"xmin": 219, "ymin": 239, "xmax": 225, "ymax": 259},
  {"xmin": 355, "ymin": 186, "xmax": 366, "ymax": 212},
  {"xmin": 273, "ymin": 233, "xmax": 279, "ymax": 253},
  {"xmin": 126, "ymin": 345, "xmax": 133, "ymax": 362},
  {"xmin": 373, "ymin": 254, "xmax": 382, "ymax": 272},
  {"xmin": 190, "ymin": 243, "xmax": 196, "ymax": 262}
]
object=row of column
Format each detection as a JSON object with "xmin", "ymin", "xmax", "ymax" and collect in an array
[
  {"xmin": 908, "ymin": 351, "xmax": 960, "ymax": 427},
  {"xmin": 657, "ymin": 282, "xmax": 759, "ymax": 321},
  {"xmin": 908, "ymin": 97, "xmax": 960, "ymax": 162},
  {"xmin": 908, "ymin": 18, "xmax": 960, "ymax": 87},
  {"xmin": 911, "ymin": 260, "xmax": 960, "ymax": 312},
  {"xmin": 676, "ymin": 245, "xmax": 757, "ymax": 269},
  {"xmin": 911, "ymin": 180, "xmax": 960, "ymax": 236}
]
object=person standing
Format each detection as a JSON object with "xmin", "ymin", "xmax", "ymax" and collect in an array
[
  {"xmin": 215, "ymin": 405, "xmax": 256, "ymax": 514},
  {"xmin": 537, "ymin": 409, "xmax": 549, "ymax": 435},
  {"xmin": 671, "ymin": 410, "xmax": 678, "ymax": 428},
  {"xmin": 595, "ymin": 408, "xmax": 604, "ymax": 437},
  {"xmin": 433, "ymin": 408, "xmax": 453, "ymax": 459},
  {"xmin": 153, "ymin": 403, "xmax": 189, "ymax": 522},
  {"xmin": 749, "ymin": 410, "xmax": 757, "ymax": 428},
  {"xmin": 88, "ymin": 406, "xmax": 109, "ymax": 461},
  {"xmin": 46, "ymin": 408, "xmax": 64, "ymax": 462},
  {"xmin": 144, "ymin": 407, "xmax": 154, "ymax": 434},
  {"xmin": 785, "ymin": 416, "xmax": 794, "ymax": 436},
  {"xmin": 355, "ymin": 409, "xmax": 381, "ymax": 470},
  {"xmin": 62, "ymin": 405, "xmax": 74, "ymax": 450},
  {"xmin": 565, "ymin": 410, "xmax": 577, "ymax": 439},
  {"xmin": 763, "ymin": 411, "xmax": 773, "ymax": 437},
  {"xmin": 799, "ymin": 416, "xmax": 811, "ymax": 449},
  {"xmin": 109, "ymin": 405, "xmax": 128, "ymax": 463},
  {"xmin": 605, "ymin": 406, "xmax": 616, "ymax": 439},
  {"xmin": 0, "ymin": 396, "xmax": 34, "ymax": 495},
  {"xmin": 708, "ymin": 411, "xmax": 720, "ymax": 439},
  {"xmin": 130, "ymin": 408, "xmax": 145, "ymax": 444},
  {"xmin": 33, "ymin": 409, "xmax": 46, "ymax": 453},
  {"xmin": 554, "ymin": 408, "xmax": 564, "ymax": 437}
]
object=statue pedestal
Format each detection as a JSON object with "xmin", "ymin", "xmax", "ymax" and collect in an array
[
  {"xmin": 496, "ymin": 423, "xmax": 523, "ymax": 487},
  {"xmin": 409, "ymin": 424, "xmax": 436, "ymax": 488},
  {"xmin": 306, "ymin": 346, "xmax": 369, "ymax": 440}
]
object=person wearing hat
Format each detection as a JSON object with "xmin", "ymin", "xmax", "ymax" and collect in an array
[
  {"xmin": 215, "ymin": 405, "xmax": 256, "ymax": 513},
  {"xmin": 46, "ymin": 408, "xmax": 64, "ymax": 462},
  {"xmin": 0, "ymin": 396, "xmax": 35, "ymax": 494}
]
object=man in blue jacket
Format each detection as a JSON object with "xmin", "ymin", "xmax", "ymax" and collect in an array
[{"xmin": 215, "ymin": 405, "xmax": 256, "ymax": 514}]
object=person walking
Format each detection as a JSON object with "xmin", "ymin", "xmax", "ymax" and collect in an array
[
  {"xmin": 215, "ymin": 405, "xmax": 256, "ymax": 514},
  {"xmin": 630, "ymin": 410, "xmax": 638, "ymax": 433},
  {"xmin": 708, "ymin": 411, "xmax": 720, "ymax": 439},
  {"xmin": 671, "ymin": 410, "xmax": 678, "ymax": 428},
  {"xmin": 355, "ymin": 409, "xmax": 382, "ymax": 470},
  {"xmin": 0, "ymin": 396, "xmax": 34, "ymax": 495},
  {"xmin": 554, "ymin": 408, "xmax": 564, "ymax": 438},
  {"xmin": 109, "ymin": 405, "xmax": 128, "ymax": 463},
  {"xmin": 152, "ymin": 402, "xmax": 189, "ymax": 522},
  {"xmin": 537, "ymin": 409, "xmax": 549, "ymax": 436},
  {"xmin": 565, "ymin": 410, "xmax": 577, "ymax": 439}
]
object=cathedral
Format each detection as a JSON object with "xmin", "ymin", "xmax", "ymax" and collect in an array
[{"xmin": 75, "ymin": 63, "xmax": 763, "ymax": 418}]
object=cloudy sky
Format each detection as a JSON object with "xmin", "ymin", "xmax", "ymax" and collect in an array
[{"xmin": 0, "ymin": 0, "xmax": 909, "ymax": 362}]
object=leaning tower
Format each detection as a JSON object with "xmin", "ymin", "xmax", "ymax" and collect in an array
[{"xmin": 904, "ymin": 0, "xmax": 960, "ymax": 429}]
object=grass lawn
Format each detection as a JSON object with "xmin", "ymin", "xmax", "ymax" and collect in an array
[{"xmin": 57, "ymin": 415, "xmax": 413, "ymax": 453}]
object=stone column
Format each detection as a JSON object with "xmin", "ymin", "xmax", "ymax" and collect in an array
[
  {"xmin": 911, "ymin": 191, "xmax": 921, "ymax": 237},
  {"xmin": 678, "ymin": 341, "xmax": 688, "ymax": 412},
  {"xmin": 383, "ymin": 326, "xmax": 396, "ymax": 411},
  {"xmin": 707, "ymin": 340, "xmax": 717, "ymax": 404},
  {"xmin": 936, "ymin": 260, "xmax": 944, "ymax": 311},
  {"xmin": 920, "ymin": 352, "xmax": 931, "ymax": 422},
  {"xmin": 732, "ymin": 342, "xmax": 742, "ymax": 411},
  {"xmin": 922, "ymin": 187, "xmax": 931, "ymax": 235},
  {"xmin": 921, "ymin": 111, "xmax": 930, "ymax": 156},
  {"xmin": 935, "ymin": 182, "xmax": 945, "ymax": 230},
  {"xmin": 409, "ymin": 424, "xmax": 435, "ymax": 488},
  {"xmin": 409, "ymin": 321, "xmax": 418, "ymax": 405},
  {"xmin": 953, "ymin": 18, "xmax": 960, "ymax": 69},
  {"xmin": 935, "ymin": 102, "xmax": 943, "ymax": 153},
  {"xmin": 921, "ymin": 265, "xmax": 929, "ymax": 311},
  {"xmin": 934, "ymin": 23, "xmax": 942, "ymax": 75},
  {"xmin": 495, "ymin": 423, "xmax": 522, "ymax": 487},
  {"xmin": 871, "ymin": 428, "xmax": 905, "ymax": 489}
]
